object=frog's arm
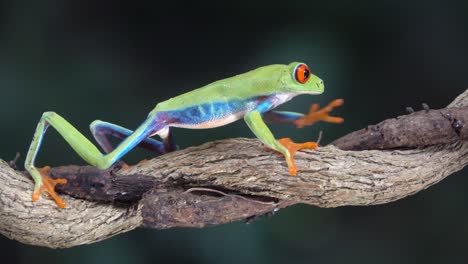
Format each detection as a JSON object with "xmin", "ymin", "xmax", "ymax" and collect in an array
[
  {"xmin": 245, "ymin": 99, "xmax": 344, "ymax": 175},
  {"xmin": 244, "ymin": 101, "xmax": 317, "ymax": 175},
  {"xmin": 24, "ymin": 112, "xmax": 163, "ymax": 208},
  {"xmin": 264, "ymin": 99, "xmax": 344, "ymax": 126},
  {"xmin": 263, "ymin": 111, "xmax": 303, "ymax": 124}
]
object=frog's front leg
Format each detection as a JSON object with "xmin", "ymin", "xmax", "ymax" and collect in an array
[
  {"xmin": 294, "ymin": 99, "xmax": 344, "ymax": 128},
  {"xmin": 263, "ymin": 111, "xmax": 303, "ymax": 124},
  {"xmin": 263, "ymin": 99, "xmax": 344, "ymax": 127},
  {"xmin": 244, "ymin": 108, "xmax": 317, "ymax": 176}
]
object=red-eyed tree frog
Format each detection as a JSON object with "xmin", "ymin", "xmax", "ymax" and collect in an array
[{"xmin": 25, "ymin": 62, "xmax": 344, "ymax": 208}]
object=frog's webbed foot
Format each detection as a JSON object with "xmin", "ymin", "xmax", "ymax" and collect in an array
[
  {"xmin": 278, "ymin": 138, "xmax": 318, "ymax": 176},
  {"xmin": 294, "ymin": 99, "xmax": 344, "ymax": 128},
  {"xmin": 32, "ymin": 166, "xmax": 68, "ymax": 208}
]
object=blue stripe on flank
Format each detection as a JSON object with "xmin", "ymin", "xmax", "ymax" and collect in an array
[{"xmin": 165, "ymin": 97, "xmax": 264, "ymax": 125}]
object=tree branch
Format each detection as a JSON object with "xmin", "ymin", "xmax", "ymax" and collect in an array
[{"xmin": 1, "ymin": 89, "xmax": 467, "ymax": 248}]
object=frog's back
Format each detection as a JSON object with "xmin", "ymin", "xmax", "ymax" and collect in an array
[{"xmin": 152, "ymin": 64, "xmax": 286, "ymax": 113}]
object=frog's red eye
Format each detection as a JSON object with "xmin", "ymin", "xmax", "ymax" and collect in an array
[{"xmin": 294, "ymin": 64, "xmax": 311, "ymax": 84}]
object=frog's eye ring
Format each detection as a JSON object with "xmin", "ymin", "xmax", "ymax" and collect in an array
[{"xmin": 294, "ymin": 63, "xmax": 311, "ymax": 84}]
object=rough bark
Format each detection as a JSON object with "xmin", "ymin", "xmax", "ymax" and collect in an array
[
  {"xmin": 331, "ymin": 107, "xmax": 467, "ymax": 150},
  {"xmin": 0, "ymin": 89, "xmax": 467, "ymax": 248}
]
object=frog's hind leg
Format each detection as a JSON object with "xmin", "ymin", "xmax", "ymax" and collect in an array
[
  {"xmin": 25, "ymin": 112, "xmax": 159, "ymax": 208},
  {"xmin": 90, "ymin": 120, "xmax": 177, "ymax": 154}
]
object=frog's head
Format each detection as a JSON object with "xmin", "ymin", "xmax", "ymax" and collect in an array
[{"xmin": 281, "ymin": 62, "xmax": 324, "ymax": 95}]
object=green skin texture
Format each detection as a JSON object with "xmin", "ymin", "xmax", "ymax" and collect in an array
[{"xmin": 24, "ymin": 62, "xmax": 325, "ymax": 203}]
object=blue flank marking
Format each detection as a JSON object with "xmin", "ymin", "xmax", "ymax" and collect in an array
[{"xmin": 165, "ymin": 97, "xmax": 265, "ymax": 125}]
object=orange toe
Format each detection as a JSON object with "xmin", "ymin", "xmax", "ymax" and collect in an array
[
  {"xmin": 120, "ymin": 159, "xmax": 148, "ymax": 170},
  {"xmin": 288, "ymin": 165, "xmax": 297, "ymax": 176},
  {"xmin": 33, "ymin": 166, "xmax": 67, "ymax": 208},
  {"xmin": 329, "ymin": 98, "xmax": 344, "ymax": 107},
  {"xmin": 137, "ymin": 159, "xmax": 149, "ymax": 165},
  {"xmin": 120, "ymin": 163, "xmax": 131, "ymax": 170}
]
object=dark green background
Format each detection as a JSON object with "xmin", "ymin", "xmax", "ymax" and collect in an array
[{"xmin": 1, "ymin": 1, "xmax": 467, "ymax": 263}]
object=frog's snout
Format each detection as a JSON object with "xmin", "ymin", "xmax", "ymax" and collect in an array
[{"xmin": 316, "ymin": 79, "xmax": 325, "ymax": 93}]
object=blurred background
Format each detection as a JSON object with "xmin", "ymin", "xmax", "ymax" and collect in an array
[{"xmin": 1, "ymin": 0, "xmax": 468, "ymax": 263}]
